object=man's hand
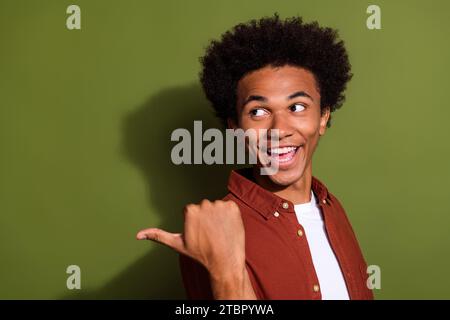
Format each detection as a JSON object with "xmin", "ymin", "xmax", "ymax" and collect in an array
[{"xmin": 136, "ymin": 199, "xmax": 257, "ymax": 299}]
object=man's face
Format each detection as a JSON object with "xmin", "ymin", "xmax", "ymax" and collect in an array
[{"xmin": 232, "ymin": 65, "xmax": 330, "ymax": 186}]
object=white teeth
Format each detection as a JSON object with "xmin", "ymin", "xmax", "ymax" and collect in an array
[{"xmin": 269, "ymin": 146, "xmax": 298, "ymax": 155}]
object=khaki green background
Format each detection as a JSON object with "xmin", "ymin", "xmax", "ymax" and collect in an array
[{"xmin": 1, "ymin": 0, "xmax": 449, "ymax": 299}]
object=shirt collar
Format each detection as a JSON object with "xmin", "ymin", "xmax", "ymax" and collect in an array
[
  {"xmin": 227, "ymin": 168, "xmax": 330, "ymax": 220},
  {"xmin": 294, "ymin": 190, "xmax": 316, "ymax": 211}
]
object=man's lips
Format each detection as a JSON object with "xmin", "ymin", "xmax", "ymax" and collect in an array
[{"xmin": 267, "ymin": 145, "xmax": 303, "ymax": 163}]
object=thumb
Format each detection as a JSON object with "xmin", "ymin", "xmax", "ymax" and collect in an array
[{"xmin": 136, "ymin": 228, "xmax": 186, "ymax": 255}]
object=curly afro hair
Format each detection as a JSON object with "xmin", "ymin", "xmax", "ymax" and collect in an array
[{"xmin": 200, "ymin": 14, "xmax": 352, "ymax": 128}]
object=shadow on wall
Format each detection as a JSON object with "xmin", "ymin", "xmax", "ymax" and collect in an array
[{"xmin": 62, "ymin": 83, "xmax": 235, "ymax": 299}]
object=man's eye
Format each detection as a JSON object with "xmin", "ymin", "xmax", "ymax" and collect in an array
[
  {"xmin": 290, "ymin": 103, "xmax": 306, "ymax": 112},
  {"xmin": 250, "ymin": 108, "xmax": 268, "ymax": 117}
]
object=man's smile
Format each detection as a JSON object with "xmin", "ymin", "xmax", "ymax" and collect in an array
[{"xmin": 267, "ymin": 144, "xmax": 303, "ymax": 167}]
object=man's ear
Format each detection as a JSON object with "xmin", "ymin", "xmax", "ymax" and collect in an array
[
  {"xmin": 319, "ymin": 107, "xmax": 331, "ymax": 136},
  {"xmin": 227, "ymin": 118, "xmax": 238, "ymax": 130}
]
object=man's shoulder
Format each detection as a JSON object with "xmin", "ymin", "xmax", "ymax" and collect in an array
[{"xmin": 220, "ymin": 192, "xmax": 249, "ymax": 212}]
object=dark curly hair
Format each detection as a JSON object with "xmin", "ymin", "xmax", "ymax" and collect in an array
[{"xmin": 200, "ymin": 14, "xmax": 352, "ymax": 128}]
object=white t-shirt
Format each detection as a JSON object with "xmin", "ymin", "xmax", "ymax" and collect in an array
[{"xmin": 294, "ymin": 191, "xmax": 350, "ymax": 300}]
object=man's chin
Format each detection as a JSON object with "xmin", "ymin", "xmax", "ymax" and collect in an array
[{"xmin": 265, "ymin": 170, "xmax": 305, "ymax": 187}]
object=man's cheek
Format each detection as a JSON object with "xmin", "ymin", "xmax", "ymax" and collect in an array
[{"xmin": 299, "ymin": 122, "xmax": 321, "ymax": 137}]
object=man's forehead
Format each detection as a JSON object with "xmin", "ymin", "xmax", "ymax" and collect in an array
[{"xmin": 237, "ymin": 66, "xmax": 320, "ymax": 101}]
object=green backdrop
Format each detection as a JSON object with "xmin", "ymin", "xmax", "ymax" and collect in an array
[{"xmin": 1, "ymin": 0, "xmax": 449, "ymax": 299}]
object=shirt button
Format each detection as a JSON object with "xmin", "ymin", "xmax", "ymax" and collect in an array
[
  {"xmin": 273, "ymin": 211, "xmax": 280, "ymax": 218},
  {"xmin": 282, "ymin": 202, "xmax": 289, "ymax": 209},
  {"xmin": 297, "ymin": 229, "xmax": 303, "ymax": 237},
  {"xmin": 313, "ymin": 284, "xmax": 320, "ymax": 292}
]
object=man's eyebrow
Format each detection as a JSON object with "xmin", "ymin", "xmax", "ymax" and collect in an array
[
  {"xmin": 242, "ymin": 95, "xmax": 267, "ymax": 108},
  {"xmin": 241, "ymin": 91, "xmax": 313, "ymax": 108},
  {"xmin": 288, "ymin": 91, "xmax": 314, "ymax": 101}
]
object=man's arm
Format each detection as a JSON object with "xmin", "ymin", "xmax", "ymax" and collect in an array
[
  {"xmin": 209, "ymin": 267, "xmax": 256, "ymax": 299},
  {"xmin": 137, "ymin": 199, "xmax": 257, "ymax": 300}
]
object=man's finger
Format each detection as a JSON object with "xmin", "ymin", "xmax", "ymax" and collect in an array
[{"xmin": 136, "ymin": 228, "xmax": 186, "ymax": 254}]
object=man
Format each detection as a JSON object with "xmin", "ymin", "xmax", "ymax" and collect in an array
[{"xmin": 137, "ymin": 14, "xmax": 373, "ymax": 300}]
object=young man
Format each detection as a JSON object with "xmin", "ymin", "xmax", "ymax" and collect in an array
[{"xmin": 137, "ymin": 15, "xmax": 373, "ymax": 300}]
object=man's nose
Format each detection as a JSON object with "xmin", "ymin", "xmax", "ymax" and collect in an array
[{"xmin": 269, "ymin": 112, "xmax": 294, "ymax": 140}]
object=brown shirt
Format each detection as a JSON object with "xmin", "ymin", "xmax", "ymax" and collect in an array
[{"xmin": 179, "ymin": 168, "xmax": 374, "ymax": 300}]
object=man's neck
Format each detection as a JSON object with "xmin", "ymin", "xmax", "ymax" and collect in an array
[{"xmin": 252, "ymin": 165, "xmax": 312, "ymax": 205}]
